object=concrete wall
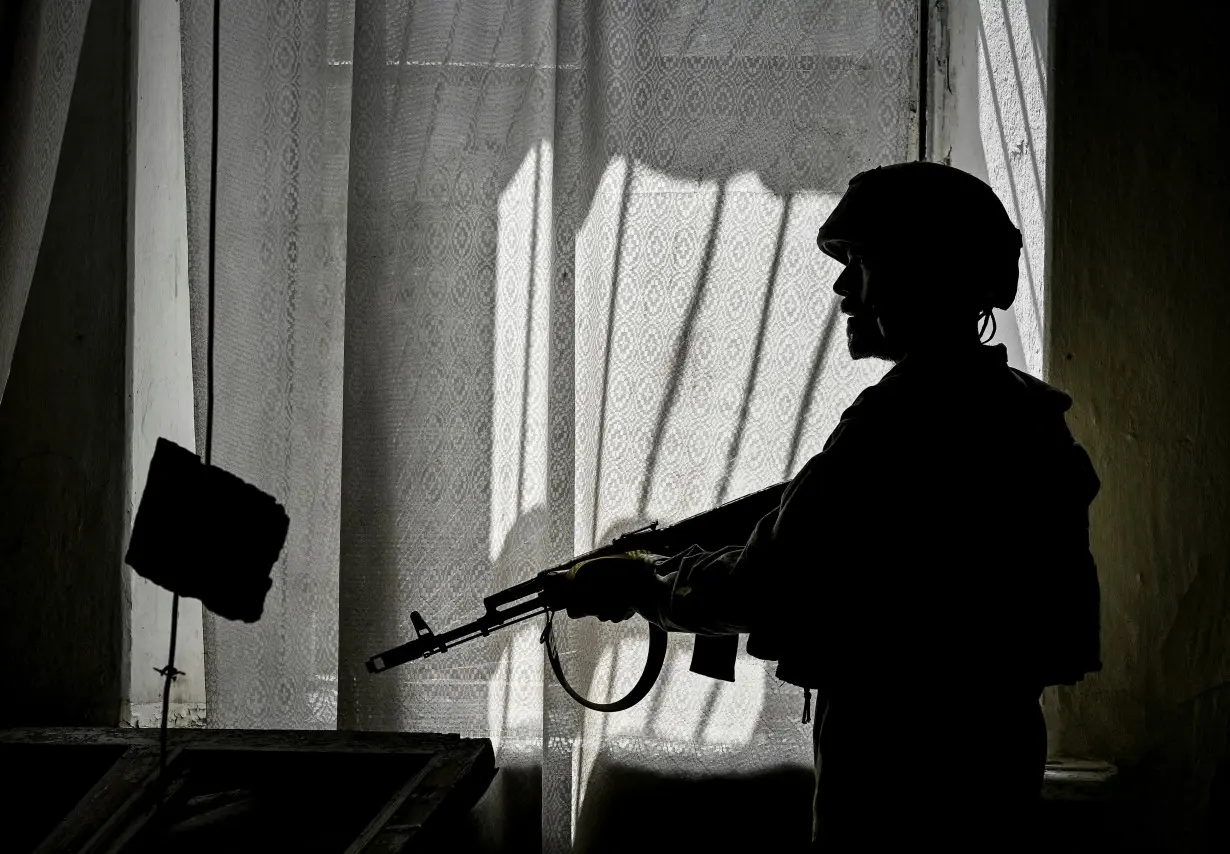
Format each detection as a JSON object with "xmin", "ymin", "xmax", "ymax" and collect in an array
[
  {"xmin": 123, "ymin": 0, "xmax": 205, "ymax": 728},
  {"xmin": 0, "ymin": 0, "xmax": 129, "ymax": 727},
  {"xmin": 1046, "ymin": 2, "xmax": 1230, "ymax": 849},
  {"xmin": 933, "ymin": 3, "xmax": 1230, "ymax": 846}
]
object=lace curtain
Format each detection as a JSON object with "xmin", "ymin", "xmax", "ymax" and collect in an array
[{"xmin": 181, "ymin": 1, "xmax": 918, "ymax": 848}]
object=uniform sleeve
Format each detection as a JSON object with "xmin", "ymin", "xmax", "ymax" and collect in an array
[{"xmin": 638, "ymin": 394, "xmax": 880, "ymax": 636}]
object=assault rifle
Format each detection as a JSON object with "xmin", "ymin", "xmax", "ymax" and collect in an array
[{"xmin": 366, "ymin": 480, "xmax": 788, "ymax": 712}]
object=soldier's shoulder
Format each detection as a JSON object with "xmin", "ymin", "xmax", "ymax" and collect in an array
[
  {"xmin": 819, "ymin": 377, "xmax": 899, "ymax": 453},
  {"xmin": 1006, "ymin": 366, "xmax": 1075, "ymax": 413},
  {"xmin": 834, "ymin": 380, "xmax": 892, "ymax": 429},
  {"xmin": 839, "ymin": 364, "xmax": 917, "ymax": 419}
]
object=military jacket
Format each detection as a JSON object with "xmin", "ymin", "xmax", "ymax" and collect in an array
[{"xmin": 645, "ymin": 343, "xmax": 1102, "ymax": 693}]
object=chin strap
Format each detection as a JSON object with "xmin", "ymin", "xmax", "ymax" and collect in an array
[
  {"xmin": 542, "ymin": 611, "xmax": 669, "ymax": 713},
  {"xmin": 978, "ymin": 308, "xmax": 998, "ymax": 342}
]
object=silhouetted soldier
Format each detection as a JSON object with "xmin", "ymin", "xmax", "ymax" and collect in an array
[{"xmin": 565, "ymin": 162, "xmax": 1101, "ymax": 851}]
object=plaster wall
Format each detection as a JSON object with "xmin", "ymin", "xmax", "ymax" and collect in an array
[
  {"xmin": 936, "ymin": 4, "xmax": 1230, "ymax": 845},
  {"xmin": 1045, "ymin": 2, "xmax": 1230, "ymax": 848},
  {"xmin": 123, "ymin": 0, "xmax": 205, "ymax": 727}
]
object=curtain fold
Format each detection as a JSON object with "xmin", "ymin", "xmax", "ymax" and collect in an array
[
  {"xmin": 0, "ymin": 0, "xmax": 92, "ymax": 401},
  {"xmin": 182, "ymin": 0, "xmax": 918, "ymax": 848},
  {"xmin": 181, "ymin": 0, "xmax": 351, "ymax": 728}
]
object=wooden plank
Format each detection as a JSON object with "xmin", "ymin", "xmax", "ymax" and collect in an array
[
  {"xmin": 361, "ymin": 741, "xmax": 496, "ymax": 853},
  {"xmin": 32, "ymin": 746, "xmax": 161, "ymax": 854},
  {"xmin": 343, "ymin": 755, "xmax": 445, "ymax": 854},
  {"xmin": 94, "ymin": 768, "xmax": 190, "ymax": 854},
  {"xmin": 69, "ymin": 748, "xmax": 183, "ymax": 854},
  {"xmin": 4, "ymin": 728, "xmax": 497, "ymax": 853},
  {"xmin": 1042, "ymin": 759, "xmax": 1118, "ymax": 802},
  {"xmin": 0, "ymin": 727, "xmax": 475, "ymax": 755}
]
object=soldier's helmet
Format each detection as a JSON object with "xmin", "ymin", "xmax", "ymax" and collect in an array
[{"xmin": 815, "ymin": 162, "xmax": 1022, "ymax": 312}]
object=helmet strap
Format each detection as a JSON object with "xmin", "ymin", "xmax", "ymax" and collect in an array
[{"xmin": 978, "ymin": 309, "xmax": 998, "ymax": 344}]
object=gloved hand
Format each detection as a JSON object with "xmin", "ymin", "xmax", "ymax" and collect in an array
[{"xmin": 564, "ymin": 550, "xmax": 663, "ymax": 623}]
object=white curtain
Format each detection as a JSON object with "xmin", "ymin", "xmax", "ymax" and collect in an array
[
  {"xmin": 181, "ymin": 1, "xmax": 918, "ymax": 848},
  {"xmin": 0, "ymin": 0, "xmax": 93, "ymax": 401}
]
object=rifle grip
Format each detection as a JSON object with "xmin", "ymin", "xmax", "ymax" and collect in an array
[{"xmin": 689, "ymin": 634, "xmax": 738, "ymax": 682}]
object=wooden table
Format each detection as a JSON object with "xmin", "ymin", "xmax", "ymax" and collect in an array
[{"xmin": 0, "ymin": 727, "xmax": 495, "ymax": 853}]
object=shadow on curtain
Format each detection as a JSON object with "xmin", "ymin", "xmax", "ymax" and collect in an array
[
  {"xmin": 0, "ymin": 0, "xmax": 92, "ymax": 402},
  {"xmin": 178, "ymin": 1, "xmax": 929, "ymax": 850}
]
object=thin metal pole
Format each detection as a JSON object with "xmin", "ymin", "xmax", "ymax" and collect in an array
[
  {"xmin": 157, "ymin": 595, "xmax": 181, "ymax": 782},
  {"xmin": 918, "ymin": 0, "xmax": 930, "ymax": 161},
  {"xmin": 204, "ymin": 0, "xmax": 220, "ymax": 467},
  {"xmin": 157, "ymin": 0, "xmax": 222, "ymax": 795}
]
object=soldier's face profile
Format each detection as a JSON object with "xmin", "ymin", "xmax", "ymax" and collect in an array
[{"xmin": 833, "ymin": 254, "xmax": 899, "ymax": 362}]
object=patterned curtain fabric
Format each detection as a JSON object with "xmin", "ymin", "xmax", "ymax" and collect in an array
[
  {"xmin": 181, "ymin": 0, "xmax": 351, "ymax": 730},
  {"xmin": 0, "ymin": 0, "xmax": 92, "ymax": 401},
  {"xmin": 181, "ymin": 1, "xmax": 917, "ymax": 848}
]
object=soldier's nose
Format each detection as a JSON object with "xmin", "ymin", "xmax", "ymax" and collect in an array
[{"xmin": 832, "ymin": 264, "xmax": 857, "ymax": 297}]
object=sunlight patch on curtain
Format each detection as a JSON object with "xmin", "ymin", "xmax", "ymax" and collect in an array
[
  {"xmin": 491, "ymin": 141, "xmax": 554, "ymax": 564},
  {"xmin": 574, "ymin": 157, "xmax": 887, "ymax": 552}
]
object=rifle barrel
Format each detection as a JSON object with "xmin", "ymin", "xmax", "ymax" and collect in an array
[{"xmin": 366, "ymin": 594, "xmax": 551, "ymax": 673}]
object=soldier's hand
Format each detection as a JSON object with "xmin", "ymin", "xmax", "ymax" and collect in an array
[{"xmin": 564, "ymin": 551, "xmax": 660, "ymax": 623}]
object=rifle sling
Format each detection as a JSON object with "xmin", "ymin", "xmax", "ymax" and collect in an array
[{"xmin": 544, "ymin": 616, "xmax": 669, "ymax": 713}]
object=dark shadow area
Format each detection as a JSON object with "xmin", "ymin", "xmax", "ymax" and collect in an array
[
  {"xmin": 514, "ymin": 143, "xmax": 545, "ymax": 511},
  {"xmin": 1206, "ymin": 758, "xmax": 1230, "ymax": 852},
  {"xmin": 0, "ymin": 744, "xmax": 129, "ymax": 852},
  {"xmin": 574, "ymin": 761, "xmax": 815, "ymax": 854},
  {"xmin": 1046, "ymin": 0, "xmax": 1230, "ymax": 847},
  {"xmin": 0, "ymin": 730, "xmax": 495, "ymax": 854},
  {"xmin": 452, "ymin": 763, "xmax": 544, "ymax": 853},
  {"xmin": 637, "ymin": 185, "xmax": 727, "ymax": 516},
  {"xmin": 784, "ymin": 297, "xmax": 840, "ymax": 479},
  {"xmin": 715, "ymin": 194, "xmax": 791, "ymax": 504},
  {"xmin": 588, "ymin": 161, "xmax": 637, "ymax": 547},
  {"xmin": 128, "ymin": 751, "xmax": 430, "ymax": 853},
  {"xmin": 0, "ymin": 0, "xmax": 127, "ymax": 728}
]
